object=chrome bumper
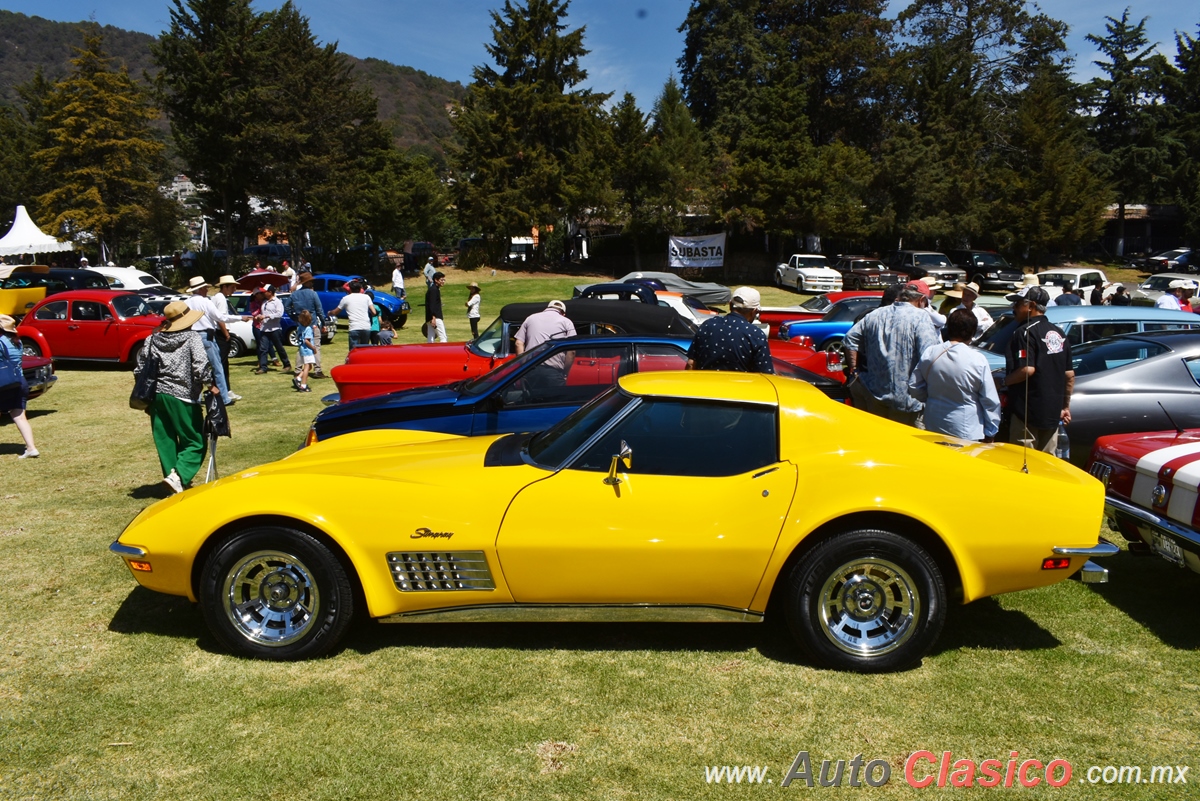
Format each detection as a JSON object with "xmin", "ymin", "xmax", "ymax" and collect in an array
[
  {"xmin": 1103, "ymin": 495, "xmax": 1200, "ymax": 552},
  {"xmin": 1051, "ymin": 541, "xmax": 1119, "ymax": 584},
  {"xmin": 321, "ymin": 392, "xmax": 340, "ymax": 407},
  {"xmin": 109, "ymin": 541, "xmax": 146, "ymax": 557}
]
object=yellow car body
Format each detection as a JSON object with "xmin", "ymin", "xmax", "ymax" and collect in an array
[{"xmin": 112, "ymin": 371, "xmax": 1113, "ymax": 671}]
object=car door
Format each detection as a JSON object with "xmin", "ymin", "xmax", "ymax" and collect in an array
[
  {"xmin": 29, "ymin": 300, "xmax": 69, "ymax": 352},
  {"xmin": 496, "ymin": 397, "xmax": 797, "ymax": 608},
  {"xmin": 68, "ymin": 300, "xmax": 121, "ymax": 358}
]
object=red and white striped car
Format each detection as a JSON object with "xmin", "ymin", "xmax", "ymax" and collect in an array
[{"xmin": 1089, "ymin": 430, "xmax": 1200, "ymax": 573}]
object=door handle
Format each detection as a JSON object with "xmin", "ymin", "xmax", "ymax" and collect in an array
[{"xmin": 67, "ymin": 325, "xmax": 79, "ymax": 330}]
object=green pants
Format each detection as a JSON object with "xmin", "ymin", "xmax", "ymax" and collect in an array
[{"xmin": 150, "ymin": 393, "xmax": 206, "ymax": 485}]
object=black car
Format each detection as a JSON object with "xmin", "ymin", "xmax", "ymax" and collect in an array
[
  {"xmin": 886, "ymin": 250, "xmax": 966, "ymax": 285},
  {"xmin": 310, "ymin": 334, "xmax": 850, "ymax": 444},
  {"xmin": 1, "ymin": 266, "xmax": 110, "ymax": 295},
  {"xmin": 947, "ymin": 250, "xmax": 1023, "ymax": 292}
]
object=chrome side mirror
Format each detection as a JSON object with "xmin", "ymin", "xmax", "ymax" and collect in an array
[{"xmin": 603, "ymin": 440, "xmax": 632, "ymax": 486}]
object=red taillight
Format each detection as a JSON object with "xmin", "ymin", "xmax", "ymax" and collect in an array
[
  {"xmin": 1041, "ymin": 558, "xmax": 1071, "ymax": 570},
  {"xmin": 793, "ymin": 335, "xmax": 813, "ymax": 349}
]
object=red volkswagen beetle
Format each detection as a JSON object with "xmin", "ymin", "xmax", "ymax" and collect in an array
[{"xmin": 17, "ymin": 290, "xmax": 163, "ymax": 362}]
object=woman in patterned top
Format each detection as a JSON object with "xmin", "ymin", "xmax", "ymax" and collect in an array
[{"xmin": 136, "ymin": 301, "xmax": 216, "ymax": 494}]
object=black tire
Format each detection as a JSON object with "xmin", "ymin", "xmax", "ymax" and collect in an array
[
  {"xmin": 783, "ymin": 529, "xmax": 946, "ymax": 672},
  {"xmin": 287, "ymin": 328, "xmax": 300, "ymax": 347},
  {"xmin": 821, "ymin": 337, "xmax": 844, "ymax": 354},
  {"xmin": 395, "ymin": 311, "xmax": 408, "ymax": 330},
  {"xmin": 228, "ymin": 336, "xmax": 246, "ymax": 359},
  {"xmin": 20, "ymin": 337, "xmax": 41, "ymax": 358},
  {"xmin": 199, "ymin": 526, "xmax": 355, "ymax": 660},
  {"xmin": 773, "ymin": 270, "xmax": 784, "ymax": 287}
]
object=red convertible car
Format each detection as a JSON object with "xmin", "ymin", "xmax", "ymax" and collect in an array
[
  {"xmin": 331, "ymin": 299, "xmax": 844, "ymax": 403},
  {"xmin": 17, "ymin": 290, "xmax": 163, "ymax": 363},
  {"xmin": 1089, "ymin": 430, "xmax": 1200, "ymax": 575}
]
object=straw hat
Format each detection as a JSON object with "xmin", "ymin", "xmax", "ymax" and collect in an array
[
  {"xmin": 160, "ymin": 301, "xmax": 204, "ymax": 332},
  {"xmin": 944, "ymin": 281, "xmax": 981, "ymax": 300},
  {"xmin": 0, "ymin": 314, "xmax": 17, "ymax": 333},
  {"xmin": 187, "ymin": 275, "xmax": 210, "ymax": 292},
  {"xmin": 217, "ymin": 274, "xmax": 238, "ymax": 287}
]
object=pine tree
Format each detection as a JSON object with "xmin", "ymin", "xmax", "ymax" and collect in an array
[
  {"xmin": 451, "ymin": 0, "xmax": 609, "ymax": 252},
  {"xmin": 0, "ymin": 104, "xmax": 33, "ymax": 219},
  {"xmin": 1085, "ymin": 10, "xmax": 1173, "ymax": 257},
  {"xmin": 646, "ymin": 78, "xmax": 711, "ymax": 234},
  {"xmin": 1163, "ymin": 23, "xmax": 1200, "ymax": 241},
  {"xmin": 153, "ymin": 0, "xmax": 269, "ymax": 256},
  {"xmin": 34, "ymin": 31, "xmax": 164, "ymax": 260},
  {"xmin": 607, "ymin": 92, "xmax": 655, "ymax": 265}
]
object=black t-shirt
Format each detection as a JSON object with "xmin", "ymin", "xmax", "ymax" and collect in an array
[
  {"xmin": 1005, "ymin": 316, "xmax": 1071, "ymax": 429},
  {"xmin": 425, "ymin": 284, "xmax": 443, "ymax": 321}
]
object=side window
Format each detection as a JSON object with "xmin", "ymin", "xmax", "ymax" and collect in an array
[
  {"xmin": 34, "ymin": 301, "xmax": 68, "ymax": 321},
  {"xmin": 1079, "ymin": 273, "xmax": 1101, "ymax": 288},
  {"xmin": 71, "ymin": 301, "xmax": 112, "ymax": 321},
  {"xmin": 1187, "ymin": 359, "xmax": 1200, "ymax": 388},
  {"xmin": 1078, "ymin": 322, "xmax": 1138, "ymax": 344},
  {"xmin": 1145, "ymin": 322, "xmax": 1200, "ymax": 332},
  {"xmin": 104, "ymin": 276, "xmax": 125, "ymax": 288},
  {"xmin": 504, "ymin": 345, "xmax": 632, "ymax": 406},
  {"xmin": 635, "ymin": 344, "xmax": 688, "ymax": 373},
  {"xmin": 573, "ymin": 399, "xmax": 778, "ymax": 477}
]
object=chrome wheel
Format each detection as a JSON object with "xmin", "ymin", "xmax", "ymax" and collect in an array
[
  {"xmin": 817, "ymin": 557, "xmax": 918, "ymax": 657},
  {"xmin": 287, "ymin": 328, "xmax": 300, "ymax": 347},
  {"xmin": 200, "ymin": 527, "xmax": 354, "ymax": 659},
  {"xmin": 222, "ymin": 550, "xmax": 321, "ymax": 647},
  {"xmin": 785, "ymin": 529, "xmax": 945, "ymax": 672},
  {"xmin": 822, "ymin": 338, "xmax": 844, "ymax": 354}
]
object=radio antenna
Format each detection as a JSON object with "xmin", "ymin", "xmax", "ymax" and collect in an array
[{"xmin": 1159, "ymin": 401, "xmax": 1185, "ymax": 437}]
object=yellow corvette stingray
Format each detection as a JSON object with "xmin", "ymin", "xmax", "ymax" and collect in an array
[{"xmin": 111, "ymin": 372, "xmax": 1115, "ymax": 672}]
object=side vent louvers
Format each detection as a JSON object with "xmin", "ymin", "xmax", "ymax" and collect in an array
[
  {"xmin": 387, "ymin": 551, "xmax": 495, "ymax": 592},
  {"xmin": 1089, "ymin": 463, "xmax": 1112, "ymax": 488}
]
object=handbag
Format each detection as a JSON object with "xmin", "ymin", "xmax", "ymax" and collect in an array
[
  {"xmin": 129, "ymin": 345, "xmax": 160, "ymax": 410},
  {"xmin": 0, "ymin": 338, "xmax": 23, "ymax": 392}
]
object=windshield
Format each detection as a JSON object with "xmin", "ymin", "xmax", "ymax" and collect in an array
[
  {"xmin": 914, "ymin": 254, "xmax": 949, "ymax": 267},
  {"xmin": 1071, "ymin": 338, "xmax": 1169, "ymax": 376},
  {"xmin": 800, "ymin": 295, "xmax": 832, "ymax": 313},
  {"xmin": 1142, "ymin": 276, "xmax": 1178, "ymax": 290},
  {"xmin": 974, "ymin": 313, "xmax": 1018, "ymax": 354},
  {"xmin": 971, "ymin": 253, "xmax": 1010, "ymax": 268},
  {"xmin": 796, "ymin": 257, "xmax": 828, "ymax": 269},
  {"xmin": 460, "ymin": 341, "xmax": 554, "ymax": 397},
  {"xmin": 112, "ymin": 294, "xmax": 151, "ymax": 318},
  {"xmin": 852, "ymin": 260, "xmax": 885, "ymax": 271},
  {"xmin": 527, "ymin": 386, "xmax": 634, "ymax": 468},
  {"xmin": 469, "ymin": 316, "xmax": 504, "ymax": 356}
]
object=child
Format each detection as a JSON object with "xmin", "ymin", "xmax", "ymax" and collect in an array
[
  {"xmin": 377, "ymin": 316, "xmax": 395, "ymax": 346},
  {"xmin": 466, "ymin": 282, "xmax": 482, "ymax": 338},
  {"xmin": 293, "ymin": 310, "xmax": 315, "ymax": 392}
]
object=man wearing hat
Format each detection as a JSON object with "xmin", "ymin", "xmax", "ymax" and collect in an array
[
  {"xmin": 423, "ymin": 257, "xmax": 437, "ymax": 288},
  {"xmin": 286, "ymin": 271, "xmax": 326, "ymax": 377},
  {"xmin": 1004, "ymin": 286, "xmax": 1073, "ymax": 452},
  {"xmin": 78, "ymin": 257, "xmax": 89, "ymax": 267},
  {"xmin": 136, "ymin": 301, "xmax": 215, "ymax": 494},
  {"xmin": 844, "ymin": 284, "xmax": 939, "ymax": 426},
  {"xmin": 944, "ymin": 281, "xmax": 993, "ymax": 339},
  {"xmin": 515, "ymin": 299, "xmax": 577, "ymax": 386},
  {"xmin": 185, "ymin": 276, "xmax": 239, "ymax": 404},
  {"xmin": 211, "ymin": 274, "xmax": 251, "ymax": 389},
  {"xmin": 685, "ymin": 287, "xmax": 774, "ymax": 373},
  {"xmin": 1156, "ymin": 280, "xmax": 1189, "ymax": 311}
]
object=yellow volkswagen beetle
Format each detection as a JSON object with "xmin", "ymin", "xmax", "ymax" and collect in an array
[{"xmin": 110, "ymin": 372, "xmax": 1115, "ymax": 672}]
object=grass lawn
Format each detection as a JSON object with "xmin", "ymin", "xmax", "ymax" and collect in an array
[{"xmin": 1, "ymin": 271, "xmax": 1197, "ymax": 799}]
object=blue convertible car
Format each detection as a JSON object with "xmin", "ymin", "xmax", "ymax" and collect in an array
[
  {"xmin": 777, "ymin": 295, "xmax": 884, "ymax": 351},
  {"xmin": 305, "ymin": 335, "xmax": 850, "ymax": 445},
  {"xmin": 308, "ymin": 273, "xmax": 409, "ymax": 327}
]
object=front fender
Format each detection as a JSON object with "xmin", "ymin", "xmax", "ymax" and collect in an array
[
  {"xmin": 15, "ymin": 325, "xmax": 51, "ymax": 359},
  {"xmin": 120, "ymin": 332, "xmax": 152, "ymax": 363}
]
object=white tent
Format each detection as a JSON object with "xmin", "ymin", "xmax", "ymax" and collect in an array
[{"xmin": 0, "ymin": 205, "xmax": 74, "ymax": 257}]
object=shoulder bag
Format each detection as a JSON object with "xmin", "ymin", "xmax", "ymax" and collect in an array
[{"xmin": 129, "ymin": 341, "xmax": 160, "ymax": 411}]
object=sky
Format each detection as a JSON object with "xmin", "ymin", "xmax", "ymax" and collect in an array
[{"xmin": 2, "ymin": 0, "xmax": 1197, "ymax": 109}]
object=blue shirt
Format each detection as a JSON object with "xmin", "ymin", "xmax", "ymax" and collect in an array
[
  {"xmin": 298, "ymin": 325, "xmax": 316, "ymax": 357},
  {"xmin": 908, "ymin": 341, "xmax": 1001, "ymax": 440},
  {"xmin": 686, "ymin": 313, "xmax": 774, "ymax": 373},
  {"xmin": 288, "ymin": 287, "xmax": 324, "ymax": 323},
  {"xmin": 845, "ymin": 302, "xmax": 940, "ymax": 413}
]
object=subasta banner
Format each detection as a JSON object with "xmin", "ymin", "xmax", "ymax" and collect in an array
[{"xmin": 668, "ymin": 233, "xmax": 726, "ymax": 268}]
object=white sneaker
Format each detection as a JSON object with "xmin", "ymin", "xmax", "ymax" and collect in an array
[
  {"xmin": 226, "ymin": 393, "xmax": 243, "ymax": 402},
  {"xmin": 163, "ymin": 471, "xmax": 183, "ymax": 494},
  {"xmin": 18, "ymin": 449, "xmax": 39, "ymax": 459}
]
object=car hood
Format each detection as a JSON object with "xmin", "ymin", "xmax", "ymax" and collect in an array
[
  {"xmin": 795, "ymin": 267, "xmax": 840, "ymax": 277},
  {"xmin": 1091, "ymin": 430, "xmax": 1200, "ymax": 474},
  {"xmin": 314, "ymin": 383, "xmax": 464, "ymax": 435}
]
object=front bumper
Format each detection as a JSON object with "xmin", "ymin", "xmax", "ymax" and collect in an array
[
  {"xmin": 25, "ymin": 373, "xmax": 57, "ymax": 400},
  {"xmin": 974, "ymin": 276, "xmax": 1021, "ymax": 292},
  {"xmin": 1104, "ymin": 495, "xmax": 1200, "ymax": 573}
]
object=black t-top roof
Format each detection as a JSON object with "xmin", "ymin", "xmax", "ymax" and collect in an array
[{"xmin": 500, "ymin": 298, "xmax": 696, "ymax": 336}]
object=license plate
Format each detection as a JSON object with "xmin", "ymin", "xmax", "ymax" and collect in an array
[{"xmin": 1149, "ymin": 531, "xmax": 1186, "ymax": 567}]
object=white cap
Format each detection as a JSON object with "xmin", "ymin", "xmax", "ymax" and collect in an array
[
  {"xmin": 547, "ymin": 300, "xmax": 567, "ymax": 313},
  {"xmin": 731, "ymin": 286, "xmax": 762, "ymax": 310},
  {"xmin": 1169, "ymin": 279, "xmax": 1190, "ymax": 289}
]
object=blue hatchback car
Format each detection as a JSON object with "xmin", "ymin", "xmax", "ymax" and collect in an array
[
  {"xmin": 307, "ymin": 273, "xmax": 409, "ymax": 326},
  {"xmin": 306, "ymin": 335, "xmax": 850, "ymax": 445}
]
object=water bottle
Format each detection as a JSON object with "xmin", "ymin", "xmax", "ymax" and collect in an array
[{"xmin": 1055, "ymin": 422, "xmax": 1070, "ymax": 461}]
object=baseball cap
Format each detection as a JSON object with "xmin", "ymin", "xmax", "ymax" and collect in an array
[
  {"xmin": 905, "ymin": 280, "xmax": 932, "ymax": 299},
  {"xmin": 547, "ymin": 300, "xmax": 567, "ymax": 313},
  {"xmin": 1023, "ymin": 286, "xmax": 1051, "ymax": 307},
  {"xmin": 731, "ymin": 286, "xmax": 761, "ymax": 310}
]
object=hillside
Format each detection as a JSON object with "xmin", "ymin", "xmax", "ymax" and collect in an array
[{"xmin": 0, "ymin": 10, "xmax": 464, "ymax": 155}]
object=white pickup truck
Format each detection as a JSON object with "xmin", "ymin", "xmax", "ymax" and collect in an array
[{"xmin": 774, "ymin": 254, "xmax": 843, "ymax": 293}]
